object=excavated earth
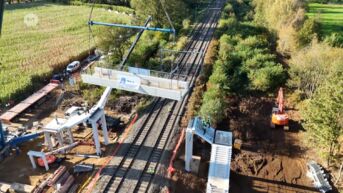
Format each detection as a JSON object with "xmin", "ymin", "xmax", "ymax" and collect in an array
[{"xmin": 170, "ymin": 96, "xmax": 320, "ymax": 193}]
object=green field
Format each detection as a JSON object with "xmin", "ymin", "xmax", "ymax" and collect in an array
[
  {"xmin": 307, "ymin": 3, "xmax": 343, "ymax": 36},
  {"xmin": 0, "ymin": 1, "xmax": 132, "ymax": 103}
]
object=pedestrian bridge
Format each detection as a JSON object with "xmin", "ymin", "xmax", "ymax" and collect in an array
[{"xmin": 81, "ymin": 67, "xmax": 190, "ymax": 101}]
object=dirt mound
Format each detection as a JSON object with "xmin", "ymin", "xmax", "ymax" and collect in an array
[
  {"xmin": 231, "ymin": 151, "xmax": 316, "ymax": 193},
  {"xmin": 170, "ymin": 170, "xmax": 207, "ymax": 193},
  {"xmin": 231, "ymin": 153, "xmax": 267, "ymax": 176},
  {"xmin": 232, "ymin": 152, "xmax": 306, "ymax": 184}
]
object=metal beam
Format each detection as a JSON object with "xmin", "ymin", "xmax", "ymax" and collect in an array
[
  {"xmin": 88, "ymin": 21, "xmax": 175, "ymax": 33},
  {"xmin": 0, "ymin": 0, "xmax": 5, "ymax": 35}
]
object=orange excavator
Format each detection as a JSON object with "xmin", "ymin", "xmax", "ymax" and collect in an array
[{"xmin": 271, "ymin": 88, "xmax": 289, "ymax": 130}]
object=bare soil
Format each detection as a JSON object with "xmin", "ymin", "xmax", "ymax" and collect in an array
[
  {"xmin": 171, "ymin": 95, "xmax": 320, "ymax": 193},
  {"xmin": 0, "ymin": 85, "xmax": 138, "ymax": 190}
]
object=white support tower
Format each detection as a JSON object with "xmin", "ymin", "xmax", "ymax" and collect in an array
[
  {"xmin": 28, "ymin": 86, "xmax": 112, "ymax": 171},
  {"xmin": 185, "ymin": 117, "xmax": 232, "ymax": 193},
  {"xmin": 82, "ymin": 67, "xmax": 190, "ymax": 101}
]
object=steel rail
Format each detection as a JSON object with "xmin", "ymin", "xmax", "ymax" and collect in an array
[{"xmin": 92, "ymin": 0, "xmax": 225, "ymax": 192}]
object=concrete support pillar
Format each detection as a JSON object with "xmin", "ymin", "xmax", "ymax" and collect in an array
[
  {"xmin": 67, "ymin": 128, "xmax": 74, "ymax": 144},
  {"xmin": 185, "ymin": 126, "xmax": 194, "ymax": 172},
  {"xmin": 28, "ymin": 154, "xmax": 37, "ymax": 169},
  {"xmin": 42, "ymin": 155, "xmax": 49, "ymax": 171},
  {"xmin": 101, "ymin": 114, "xmax": 109, "ymax": 145},
  {"xmin": 44, "ymin": 132, "xmax": 53, "ymax": 151},
  {"xmin": 56, "ymin": 133, "xmax": 64, "ymax": 150},
  {"xmin": 27, "ymin": 151, "xmax": 49, "ymax": 171},
  {"xmin": 91, "ymin": 122, "xmax": 101, "ymax": 156}
]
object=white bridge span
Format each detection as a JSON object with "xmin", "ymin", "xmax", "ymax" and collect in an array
[{"xmin": 82, "ymin": 67, "xmax": 190, "ymax": 101}]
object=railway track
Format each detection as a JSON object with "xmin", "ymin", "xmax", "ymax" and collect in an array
[{"xmin": 91, "ymin": 0, "xmax": 225, "ymax": 192}]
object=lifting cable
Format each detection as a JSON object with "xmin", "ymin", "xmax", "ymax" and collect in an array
[
  {"xmin": 159, "ymin": 0, "xmax": 176, "ymax": 44},
  {"xmin": 158, "ymin": 0, "xmax": 180, "ymax": 76},
  {"xmin": 87, "ymin": 0, "xmax": 97, "ymax": 56},
  {"xmin": 87, "ymin": 0, "xmax": 178, "ymax": 70}
]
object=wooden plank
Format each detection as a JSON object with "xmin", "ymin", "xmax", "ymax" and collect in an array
[{"xmin": 0, "ymin": 83, "xmax": 58, "ymax": 123}]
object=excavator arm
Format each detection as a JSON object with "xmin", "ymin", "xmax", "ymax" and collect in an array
[
  {"xmin": 271, "ymin": 87, "xmax": 289, "ymax": 129},
  {"xmin": 277, "ymin": 87, "xmax": 284, "ymax": 114}
]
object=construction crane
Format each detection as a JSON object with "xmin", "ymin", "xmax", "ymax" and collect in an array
[
  {"xmin": 271, "ymin": 87, "xmax": 289, "ymax": 130},
  {"xmin": 0, "ymin": 121, "xmax": 42, "ymax": 161},
  {"xmin": 0, "ymin": 0, "xmax": 4, "ymax": 35}
]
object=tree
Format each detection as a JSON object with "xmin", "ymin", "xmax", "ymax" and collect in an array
[
  {"xmin": 288, "ymin": 41, "xmax": 343, "ymax": 98},
  {"xmin": 97, "ymin": 27, "xmax": 135, "ymax": 65},
  {"xmin": 249, "ymin": 63, "xmax": 286, "ymax": 91},
  {"xmin": 294, "ymin": 18, "xmax": 321, "ymax": 48},
  {"xmin": 302, "ymin": 72, "xmax": 343, "ymax": 166},
  {"xmin": 130, "ymin": 0, "xmax": 187, "ymax": 29},
  {"xmin": 199, "ymin": 86, "xmax": 226, "ymax": 126}
]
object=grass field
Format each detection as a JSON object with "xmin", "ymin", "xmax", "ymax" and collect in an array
[
  {"xmin": 307, "ymin": 3, "xmax": 343, "ymax": 36},
  {"xmin": 0, "ymin": 1, "xmax": 132, "ymax": 103}
]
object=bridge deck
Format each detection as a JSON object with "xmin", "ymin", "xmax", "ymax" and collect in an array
[{"xmin": 81, "ymin": 67, "xmax": 190, "ymax": 101}]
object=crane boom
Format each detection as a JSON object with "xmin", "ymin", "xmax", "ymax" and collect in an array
[
  {"xmin": 119, "ymin": 16, "xmax": 152, "ymax": 70},
  {"xmin": 88, "ymin": 21, "xmax": 175, "ymax": 34}
]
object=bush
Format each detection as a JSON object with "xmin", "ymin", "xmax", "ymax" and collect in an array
[
  {"xmin": 182, "ymin": 39, "xmax": 219, "ymax": 127},
  {"xmin": 295, "ymin": 18, "xmax": 321, "ymax": 48},
  {"xmin": 288, "ymin": 41, "xmax": 343, "ymax": 98},
  {"xmin": 218, "ymin": 35, "xmax": 237, "ymax": 61},
  {"xmin": 325, "ymin": 32, "xmax": 343, "ymax": 48},
  {"xmin": 240, "ymin": 35, "xmax": 270, "ymax": 49},
  {"xmin": 249, "ymin": 63, "xmax": 286, "ymax": 91},
  {"xmin": 175, "ymin": 36, "xmax": 188, "ymax": 51},
  {"xmin": 208, "ymin": 64, "xmax": 228, "ymax": 88},
  {"xmin": 301, "ymin": 74, "xmax": 343, "ymax": 165},
  {"xmin": 182, "ymin": 19, "xmax": 191, "ymax": 31},
  {"xmin": 217, "ymin": 18, "xmax": 239, "ymax": 36},
  {"xmin": 243, "ymin": 53, "xmax": 276, "ymax": 70},
  {"xmin": 222, "ymin": 3, "xmax": 235, "ymax": 19},
  {"xmin": 217, "ymin": 33, "xmax": 286, "ymax": 92},
  {"xmin": 201, "ymin": 40, "xmax": 219, "ymax": 80},
  {"xmin": 199, "ymin": 86, "xmax": 226, "ymax": 126},
  {"xmin": 253, "ymin": 0, "xmax": 306, "ymax": 53}
]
